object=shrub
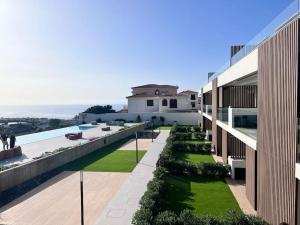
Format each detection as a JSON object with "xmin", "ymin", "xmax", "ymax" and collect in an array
[
  {"xmin": 199, "ymin": 162, "xmax": 230, "ymax": 178},
  {"xmin": 155, "ymin": 211, "xmax": 178, "ymax": 225},
  {"xmin": 165, "ymin": 160, "xmax": 198, "ymax": 176},
  {"xmin": 226, "ymin": 210, "xmax": 269, "ymax": 225},
  {"xmin": 194, "ymin": 132, "xmax": 205, "ymax": 140},
  {"xmin": 169, "ymin": 132, "xmax": 192, "ymax": 141},
  {"xmin": 171, "ymin": 125, "xmax": 192, "ymax": 133},
  {"xmin": 192, "ymin": 126, "xmax": 201, "ymax": 132},
  {"xmin": 136, "ymin": 115, "xmax": 142, "ymax": 122},
  {"xmin": 170, "ymin": 142, "xmax": 211, "ymax": 153}
]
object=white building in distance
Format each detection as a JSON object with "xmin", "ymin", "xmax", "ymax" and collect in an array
[{"xmin": 127, "ymin": 84, "xmax": 199, "ymax": 113}]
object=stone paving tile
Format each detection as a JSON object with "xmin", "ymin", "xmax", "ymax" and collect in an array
[{"xmin": 94, "ymin": 131, "xmax": 170, "ymax": 225}]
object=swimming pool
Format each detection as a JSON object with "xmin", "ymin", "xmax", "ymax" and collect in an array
[{"xmin": 16, "ymin": 124, "xmax": 98, "ymax": 146}]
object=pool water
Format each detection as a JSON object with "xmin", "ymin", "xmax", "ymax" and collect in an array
[{"xmin": 16, "ymin": 125, "xmax": 97, "ymax": 146}]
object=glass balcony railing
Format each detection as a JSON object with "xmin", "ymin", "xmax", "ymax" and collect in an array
[
  {"xmin": 217, "ymin": 108, "xmax": 228, "ymax": 124},
  {"xmin": 208, "ymin": 0, "xmax": 300, "ymax": 82},
  {"xmin": 231, "ymin": 108, "xmax": 257, "ymax": 129},
  {"xmin": 203, "ymin": 105, "xmax": 212, "ymax": 116}
]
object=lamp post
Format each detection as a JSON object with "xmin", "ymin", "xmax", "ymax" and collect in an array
[
  {"xmin": 135, "ymin": 132, "xmax": 138, "ymax": 163},
  {"xmin": 151, "ymin": 122, "xmax": 154, "ymax": 142},
  {"xmin": 80, "ymin": 171, "xmax": 84, "ymax": 225}
]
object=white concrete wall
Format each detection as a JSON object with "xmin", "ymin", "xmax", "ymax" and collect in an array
[
  {"xmin": 202, "ymin": 48, "xmax": 258, "ymax": 94},
  {"xmin": 128, "ymin": 97, "xmax": 159, "ymax": 113},
  {"xmin": 79, "ymin": 112, "xmax": 201, "ymax": 125}
]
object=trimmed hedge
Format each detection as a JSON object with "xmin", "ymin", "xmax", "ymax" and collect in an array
[
  {"xmin": 154, "ymin": 209, "xmax": 268, "ymax": 225},
  {"xmin": 169, "ymin": 132, "xmax": 193, "ymax": 141},
  {"xmin": 199, "ymin": 162, "xmax": 230, "ymax": 177},
  {"xmin": 170, "ymin": 141, "xmax": 211, "ymax": 153},
  {"xmin": 133, "ymin": 126, "xmax": 269, "ymax": 225}
]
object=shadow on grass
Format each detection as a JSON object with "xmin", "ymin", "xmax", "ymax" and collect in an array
[
  {"xmin": 63, "ymin": 137, "xmax": 133, "ymax": 171},
  {"xmin": 161, "ymin": 175, "xmax": 227, "ymax": 214}
]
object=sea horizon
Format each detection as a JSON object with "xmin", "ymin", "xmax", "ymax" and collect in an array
[{"xmin": 0, "ymin": 104, "xmax": 125, "ymax": 120}]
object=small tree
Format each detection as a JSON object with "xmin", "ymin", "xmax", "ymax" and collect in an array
[
  {"xmin": 83, "ymin": 105, "xmax": 116, "ymax": 114},
  {"xmin": 159, "ymin": 116, "xmax": 165, "ymax": 125},
  {"xmin": 136, "ymin": 115, "xmax": 142, "ymax": 122},
  {"xmin": 49, "ymin": 119, "xmax": 61, "ymax": 128},
  {"xmin": 151, "ymin": 116, "xmax": 157, "ymax": 125}
]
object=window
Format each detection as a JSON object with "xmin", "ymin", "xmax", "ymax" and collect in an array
[
  {"xmin": 155, "ymin": 89, "xmax": 160, "ymax": 95},
  {"xmin": 162, "ymin": 99, "xmax": 168, "ymax": 106},
  {"xmin": 170, "ymin": 99, "xmax": 177, "ymax": 108},
  {"xmin": 191, "ymin": 94, "xmax": 196, "ymax": 100},
  {"xmin": 147, "ymin": 100, "xmax": 154, "ymax": 107},
  {"xmin": 191, "ymin": 102, "xmax": 195, "ymax": 108}
]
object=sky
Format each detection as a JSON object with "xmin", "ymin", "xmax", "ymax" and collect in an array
[{"xmin": 0, "ymin": 0, "xmax": 293, "ymax": 105}]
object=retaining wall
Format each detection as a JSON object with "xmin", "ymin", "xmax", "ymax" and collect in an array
[
  {"xmin": 79, "ymin": 112, "xmax": 201, "ymax": 125},
  {"xmin": 0, "ymin": 123, "xmax": 148, "ymax": 193}
]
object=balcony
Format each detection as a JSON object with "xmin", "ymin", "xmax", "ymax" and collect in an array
[
  {"xmin": 217, "ymin": 107, "xmax": 257, "ymax": 140},
  {"xmin": 217, "ymin": 108, "xmax": 228, "ymax": 124},
  {"xmin": 203, "ymin": 105, "xmax": 212, "ymax": 116}
]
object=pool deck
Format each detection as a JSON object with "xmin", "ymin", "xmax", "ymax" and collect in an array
[
  {"xmin": 0, "ymin": 123, "xmax": 138, "ymax": 167},
  {"xmin": 0, "ymin": 171, "xmax": 129, "ymax": 225}
]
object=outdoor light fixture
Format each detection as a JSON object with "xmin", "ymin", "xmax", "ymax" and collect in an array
[{"xmin": 80, "ymin": 171, "xmax": 84, "ymax": 225}]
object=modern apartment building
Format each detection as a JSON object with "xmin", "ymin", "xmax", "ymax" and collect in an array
[{"xmin": 198, "ymin": 2, "xmax": 300, "ymax": 225}]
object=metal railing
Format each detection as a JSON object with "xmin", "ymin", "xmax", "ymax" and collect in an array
[{"xmin": 208, "ymin": 0, "xmax": 300, "ymax": 82}]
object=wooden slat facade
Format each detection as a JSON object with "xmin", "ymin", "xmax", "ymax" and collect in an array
[
  {"xmin": 212, "ymin": 79, "xmax": 218, "ymax": 151},
  {"xmin": 203, "ymin": 92, "xmax": 212, "ymax": 105},
  {"xmin": 227, "ymin": 133, "xmax": 246, "ymax": 159},
  {"xmin": 217, "ymin": 126, "xmax": 222, "ymax": 156},
  {"xmin": 223, "ymin": 85, "xmax": 257, "ymax": 108},
  {"xmin": 257, "ymin": 18, "xmax": 298, "ymax": 225},
  {"xmin": 203, "ymin": 117, "xmax": 212, "ymax": 131},
  {"xmin": 222, "ymin": 129, "xmax": 228, "ymax": 163},
  {"xmin": 246, "ymin": 146, "xmax": 257, "ymax": 210}
]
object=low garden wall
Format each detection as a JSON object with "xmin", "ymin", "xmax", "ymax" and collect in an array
[
  {"xmin": 79, "ymin": 112, "xmax": 201, "ymax": 125},
  {"xmin": 0, "ymin": 122, "xmax": 149, "ymax": 193}
]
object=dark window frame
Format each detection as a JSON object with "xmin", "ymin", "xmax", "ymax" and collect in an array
[
  {"xmin": 191, "ymin": 94, "xmax": 196, "ymax": 100},
  {"xmin": 170, "ymin": 99, "xmax": 177, "ymax": 108},
  {"xmin": 162, "ymin": 99, "xmax": 168, "ymax": 106},
  {"xmin": 146, "ymin": 99, "xmax": 154, "ymax": 107}
]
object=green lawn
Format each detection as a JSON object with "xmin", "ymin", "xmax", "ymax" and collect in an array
[
  {"xmin": 65, "ymin": 138, "xmax": 146, "ymax": 172},
  {"xmin": 174, "ymin": 152, "xmax": 215, "ymax": 163},
  {"xmin": 154, "ymin": 125, "xmax": 173, "ymax": 131},
  {"xmin": 161, "ymin": 175, "xmax": 241, "ymax": 217}
]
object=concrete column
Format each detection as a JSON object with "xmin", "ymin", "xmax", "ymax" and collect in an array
[{"xmin": 212, "ymin": 79, "xmax": 218, "ymax": 153}]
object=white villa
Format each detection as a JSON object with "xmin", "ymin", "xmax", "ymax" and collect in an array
[{"xmin": 127, "ymin": 84, "xmax": 199, "ymax": 113}]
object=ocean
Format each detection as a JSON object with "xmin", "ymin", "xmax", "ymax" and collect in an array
[{"xmin": 0, "ymin": 104, "xmax": 125, "ymax": 120}]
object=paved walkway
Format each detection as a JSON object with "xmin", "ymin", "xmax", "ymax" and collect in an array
[
  {"xmin": 94, "ymin": 130, "xmax": 170, "ymax": 225},
  {"xmin": 118, "ymin": 139, "xmax": 153, "ymax": 151},
  {"xmin": 0, "ymin": 171, "xmax": 129, "ymax": 225}
]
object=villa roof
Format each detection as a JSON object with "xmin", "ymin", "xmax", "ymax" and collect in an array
[
  {"xmin": 126, "ymin": 92, "xmax": 194, "ymax": 98},
  {"xmin": 179, "ymin": 90, "xmax": 198, "ymax": 94},
  {"xmin": 132, "ymin": 84, "xmax": 178, "ymax": 89}
]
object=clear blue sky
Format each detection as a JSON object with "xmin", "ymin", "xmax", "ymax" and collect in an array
[{"xmin": 0, "ymin": 0, "xmax": 292, "ymax": 105}]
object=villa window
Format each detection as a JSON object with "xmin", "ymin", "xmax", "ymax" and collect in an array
[
  {"xmin": 191, "ymin": 94, "xmax": 196, "ymax": 100},
  {"xmin": 147, "ymin": 99, "xmax": 154, "ymax": 107},
  {"xmin": 162, "ymin": 99, "xmax": 168, "ymax": 106},
  {"xmin": 191, "ymin": 102, "xmax": 195, "ymax": 108},
  {"xmin": 170, "ymin": 99, "xmax": 177, "ymax": 108},
  {"xmin": 155, "ymin": 89, "xmax": 160, "ymax": 95}
]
